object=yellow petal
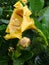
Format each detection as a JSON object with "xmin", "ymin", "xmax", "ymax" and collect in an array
[
  {"xmin": 14, "ymin": 1, "xmax": 23, "ymax": 9},
  {"xmin": 21, "ymin": 16, "xmax": 34, "ymax": 32},
  {"xmin": 5, "ymin": 8, "xmax": 23, "ymax": 40},
  {"xmin": 4, "ymin": 31, "xmax": 22, "ymax": 40},
  {"xmin": 6, "ymin": 9, "xmax": 23, "ymax": 33},
  {"xmin": 21, "ymin": 5, "xmax": 37, "ymax": 32},
  {"xmin": 23, "ymin": 6, "xmax": 32, "ymax": 16}
]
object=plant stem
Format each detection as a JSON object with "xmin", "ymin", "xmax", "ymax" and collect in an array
[{"xmin": 37, "ymin": 29, "xmax": 48, "ymax": 46}]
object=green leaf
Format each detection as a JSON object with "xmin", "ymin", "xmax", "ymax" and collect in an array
[
  {"xmin": 29, "ymin": 0, "xmax": 44, "ymax": 13},
  {"xmin": 0, "ymin": 7, "xmax": 3, "ymax": 17},
  {"xmin": 42, "ymin": 7, "xmax": 49, "ymax": 28},
  {"xmin": 38, "ymin": 6, "xmax": 49, "ymax": 40},
  {"xmin": 34, "ymin": 18, "xmax": 48, "ymax": 46},
  {"xmin": 13, "ymin": 51, "xmax": 33, "ymax": 65},
  {"xmin": 0, "ymin": 24, "xmax": 6, "ymax": 31},
  {"xmin": 38, "ymin": 6, "xmax": 49, "ymax": 28},
  {"xmin": 38, "ymin": 7, "xmax": 48, "ymax": 17},
  {"xmin": 0, "ymin": 19, "xmax": 9, "ymax": 24}
]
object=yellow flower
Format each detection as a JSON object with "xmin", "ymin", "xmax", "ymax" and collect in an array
[{"xmin": 4, "ymin": 1, "xmax": 37, "ymax": 40}]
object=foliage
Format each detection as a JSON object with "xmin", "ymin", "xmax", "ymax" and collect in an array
[{"xmin": 0, "ymin": 0, "xmax": 49, "ymax": 65}]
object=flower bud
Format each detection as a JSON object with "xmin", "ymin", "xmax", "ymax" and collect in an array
[
  {"xmin": 8, "ymin": 47, "xmax": 14, "ymax": 52},
  {"xmin": 17, "ymin": 37, "xmax": 31, "ymax": 49}
]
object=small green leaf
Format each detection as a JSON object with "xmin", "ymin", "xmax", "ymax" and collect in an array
[{"xmin": 0, "ymin": 25, "xmax": 6, "ymax": 31}]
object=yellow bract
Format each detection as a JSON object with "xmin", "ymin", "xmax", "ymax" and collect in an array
[
  {"xmin": 4, "ymin": 1, "xmax": 37, "ymax": 40},
  {"xmin": 14, "ymin": 1, "xmax": 23, "ymax": 9}
]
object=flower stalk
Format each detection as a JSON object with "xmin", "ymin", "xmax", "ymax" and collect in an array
[{"xmin": 37, "ymin": 29, "xmax": 48, "ymax": 46}]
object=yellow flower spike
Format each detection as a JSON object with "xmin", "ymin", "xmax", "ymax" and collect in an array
[{"xmin": 4, "ymin": 1, "xmax": 37, "ymax": 40}]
